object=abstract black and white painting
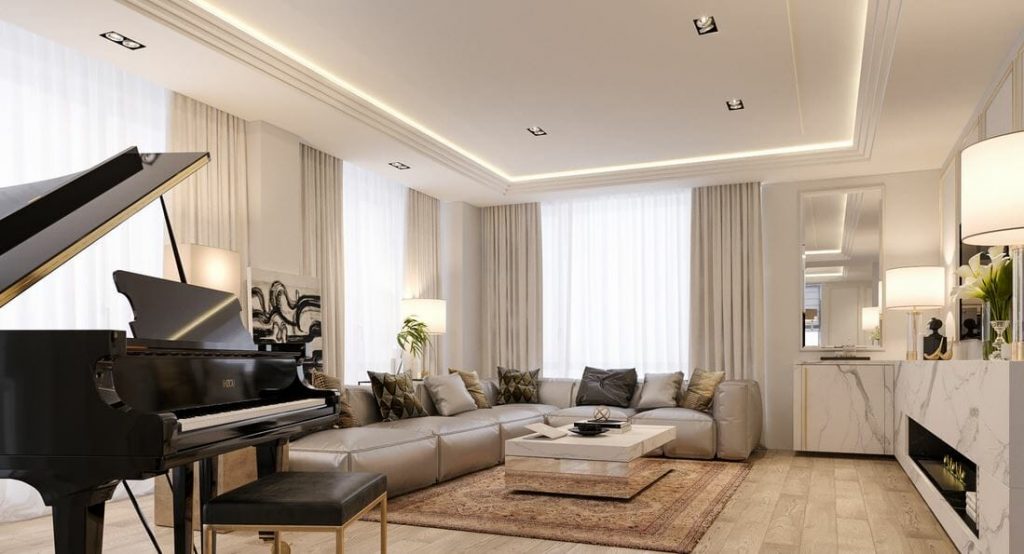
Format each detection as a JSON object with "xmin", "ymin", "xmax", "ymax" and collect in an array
[{"xmin": 249, "ymin": 269, "xmax": 322, "ymax": 350}]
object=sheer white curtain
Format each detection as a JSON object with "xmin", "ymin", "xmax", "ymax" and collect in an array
[
  {"xmin": 0, "ymin": 21, "xmax": 168, "ymax": 522},
  {"xmin": 541, "ymin": 190, "xmax": 691, "ymax": 378},
  {"xmin": 342, "ymin": 162, "xmax": 407, "ymax": 384}
]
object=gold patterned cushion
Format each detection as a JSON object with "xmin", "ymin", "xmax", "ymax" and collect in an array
[
  {"xmin": 308, "ymin": 370, "xmax": 359, "ymax": 428},
  {"xmin": 496, "ymin": 367, "xmax": 541, "ymax": 404},
  {"xmin": 368, "ymin": 371, "xmax": 427, "ymax": 421},
  {"xmin": 679, "ymin": 369, "xmax": 725, "ymax": 412},
  {"xmin": 449, "ymin": 368, "xmax": 491, "ymax": 409}
]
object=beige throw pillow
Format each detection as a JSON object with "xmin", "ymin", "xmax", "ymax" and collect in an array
[
  {"xmin": 680, "ymin": 369, "xmax": 725, "ymax": 412},
  {"xmin": 448, "ymin": 368, "xmax": 491, "ymax": 408},
  {"xmin": 636, "ymin": 371, "xmax": 684, "ymax": 410},
  {"xmin": 308, "ymin": 370, "xmax": 359, "ymax": 428},
  {"xmin": 424, "ymin": 373, "xmax": 478, "ymax": 416}
]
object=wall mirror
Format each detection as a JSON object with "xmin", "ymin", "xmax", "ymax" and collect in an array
[{"xmin": 801, "ymin": 186, "xmax": 883, "ymax": 350}]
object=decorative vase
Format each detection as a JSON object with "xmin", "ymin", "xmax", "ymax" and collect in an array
[{"xmin": 983, "ymin": 300, "xmax": 1012, "ymax": 360}]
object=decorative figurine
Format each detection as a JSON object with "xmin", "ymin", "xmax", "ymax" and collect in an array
[
  {"xmin": 592, "ymin": 406, "xmax": 611, "ymax": 422},
  {"xmin": 923, "ymin": 317, "xmax": 952, "ymax": 360}
]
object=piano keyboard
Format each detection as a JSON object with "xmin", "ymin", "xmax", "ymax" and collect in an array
[{"xmin": 178, "ymin": 398, "xmax": 328, "ymax": 432}]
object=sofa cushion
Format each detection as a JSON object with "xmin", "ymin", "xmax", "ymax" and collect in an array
[
  {"xmin": 368, "ymin": 371, "xmax": 427, "ymax": 421},
  {"xmin": 631, "ymin": 407, "xmax": 716, "ymax": 459},
  {"xmin": 636, "ymin": 372, "xmax": 684, "ymax": 410},
  {"xmin": 496, "ymin": 367, "xmax": 541, "ymax": 404},
  {"xmin": 680, "ymin": 369, "xmax": 725, "ymax": 412},
  {"xmin": 545, "ymin": 405, "xmax": 637, "ymax": 428},
  {"xmin": 373, "ymin": 416, "xmax": 501, "ymax": 481},
  {"xmin": 308, "ymin": 370, "xmax": 359, "ymax": 428},
  {"xmin": 448, "ymin": 368, "xmax": 491, "ymax": 408},
  {"xmin": 576, "ymin": 367, "xmax": 638, "ymax": 408},
  {"xmin": 423, "ymin": 373, "xmax": 477, "ymax": 416},
  {"xmin": 288, "ymin": 427, "xmax": 438, "ymax": 496},
  {"xmin": 538, "ymin": 378, "xmax": 576, "ymax": 408}
]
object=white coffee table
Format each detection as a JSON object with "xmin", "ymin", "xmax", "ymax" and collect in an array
[{"xmin": 504, "ymin": 424, "xmax": 675, "ymax": 499}]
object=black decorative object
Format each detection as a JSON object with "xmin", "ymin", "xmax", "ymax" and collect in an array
[{"xmin": 922, "ymin": 317, "xmax": 948, "ymax": 358}]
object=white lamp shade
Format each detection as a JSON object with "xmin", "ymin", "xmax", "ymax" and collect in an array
[
  {"xmin": 401, "ymin": 298, "xmax": 446, "ymax": 334},
  {"xmin": 961, "ymin": 130, "xmax": 1024, "ymax": 245},
  {"xmin": 861, "ymin": 306, "xmax": 881, "ymax": 331},
  {"xmin": 164, "ymin": 243, "xmax": 242, "ymax": 298},
  {"xmin": 884, "ymin": 266, "xmax": 945, "ymax": 310}
]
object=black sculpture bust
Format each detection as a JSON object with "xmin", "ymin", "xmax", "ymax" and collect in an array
[{"xmin": 923, "ymin": 317, "xmax": 947, "ymax": 356}]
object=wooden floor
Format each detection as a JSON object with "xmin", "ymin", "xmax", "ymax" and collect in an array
[{"xmin": 0, "ymin": 450, "xmax": 955, "ymax": 553}]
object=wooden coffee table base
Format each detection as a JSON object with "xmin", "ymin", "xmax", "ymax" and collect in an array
[{"xmin": 504, "ymin": 456, "xmax": 671, "ymax": 499}]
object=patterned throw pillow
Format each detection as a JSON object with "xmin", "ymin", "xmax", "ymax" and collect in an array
[
  {"xmin": 367, "ymin": 371, "xmax": 427, "ymax": 421},
  {"xmin": 448, "ymin": 368, "xmax": 491, "ymax": 409},
  {"xmin": 496, "ymin": 367, "xmax": 541, "ymax": 404},
  {"xmin": 308, "ymin": 370, "xmax": 359, "ymax": 428},
  {"xmin": 680, "ymin": 369, "xmax": 726, "ymax": 412}
]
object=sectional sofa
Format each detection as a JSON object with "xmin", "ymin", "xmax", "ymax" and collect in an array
[{"xmin": 288, "ymin": 377, "xmax": 762, "ymax": 496}]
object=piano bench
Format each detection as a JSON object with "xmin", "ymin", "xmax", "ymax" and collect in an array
[{"xmin": 201, "ymin": 471, "xmax": 387, "ymax": 554}]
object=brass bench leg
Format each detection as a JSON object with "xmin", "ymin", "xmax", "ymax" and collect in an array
[
  {"xmin": 203, "ymin": 526, "xmax": 215, "ymax": 554},
  {"xmin": 380, "ymin": 496, "xmax": 387, "ymax": 554},
  {"xmin": 335, "ymin": 527, "xmax": 344, "ymax": 554}
]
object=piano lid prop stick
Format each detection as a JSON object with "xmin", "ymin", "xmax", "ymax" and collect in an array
[{"xmin": 160, "ymin": 196, "xmax": 187, "ymax": 284}]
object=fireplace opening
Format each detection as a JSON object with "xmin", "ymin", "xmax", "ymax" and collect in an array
[{"xmin": 908, "ymin": 417, "xmax": 978, "ymax": 536}]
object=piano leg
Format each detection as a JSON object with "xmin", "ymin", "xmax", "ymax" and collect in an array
[
  {"xmin": 51, "ymin": 484, "xmax": 116, "ymax": 554},
  {"xmin": 171, "ymin": 465, "xmax": 195, "ymax": 554},
  {"xmin": 199, "ymin": 457, "xmax": 218, "ymax": 553}
]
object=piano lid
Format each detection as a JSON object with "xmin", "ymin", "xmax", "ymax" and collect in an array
[{"xmin": 0, "ymin": 147, "xmax": 209, "ymax": 309}]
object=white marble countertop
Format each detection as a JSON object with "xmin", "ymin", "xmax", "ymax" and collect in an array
[{"xmin": 797, "ymin": 359, "xmax": 901, "ymax": 365}]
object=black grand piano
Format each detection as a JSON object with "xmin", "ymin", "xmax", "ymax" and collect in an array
[{"xmin": 0, "ymin": 148, "xmax": 341, "ymax": 553}]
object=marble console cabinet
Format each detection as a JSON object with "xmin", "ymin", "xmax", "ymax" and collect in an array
[
  {"xmin": 895, "ymin": 361, "xmax": 1024, "ymax": 553},
  {"xmin": 793, "ymin": 361, "xmax": 896, "ymax": 455}
]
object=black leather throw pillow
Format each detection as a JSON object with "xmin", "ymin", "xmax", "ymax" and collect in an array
[{"xmin": 575, "ymin": 367, "xmax": 638, "ymax": 408}]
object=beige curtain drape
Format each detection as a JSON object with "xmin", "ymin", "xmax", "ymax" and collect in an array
[
  {"xmin": 166, "ymin": 93, "xmax": 249, "ymax": 267},
  {"xmin": 301, "ymin": 144, "xmax": 345, "ymax": 379},
  {"xmin": 404, "ymin": 189, "xmax": 442, "ymax": 375},
  {"xmin": 482, "ymin": 203, "xmax": 543, "ymax": 378},
  {"xmin": 689, "ymin": 182, "xmax": 765, "ymax": 384}
]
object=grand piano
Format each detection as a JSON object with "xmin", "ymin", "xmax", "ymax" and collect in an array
[{"xmin": 0, "ymin": 147, "xmax": 341, "ymax": 553}]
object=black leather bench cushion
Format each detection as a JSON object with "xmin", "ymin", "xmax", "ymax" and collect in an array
[{"xmin": 203, "ymin": 471, "xmax": 387, "ymax": 527}]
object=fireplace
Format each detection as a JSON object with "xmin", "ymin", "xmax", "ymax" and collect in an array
[{"xmin": 907, "ymin": 417, "xmax": 978, "ymax": 536}]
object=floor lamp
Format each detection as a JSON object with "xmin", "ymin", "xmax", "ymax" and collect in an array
[
  {"xmin": 961, "ymin": 130, "xmax": 1024, "ymax": 360},
  {"xmin": 401, "ymin": 298, "xmax": 447, "ymax": 376},
  {"xmin": 885, "ymin": 266, "xmax": 945, "ymax": 361}
]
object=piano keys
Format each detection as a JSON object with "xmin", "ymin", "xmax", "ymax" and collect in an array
[{"xmin": 0, "ymin": 147, "xmax": 341, "ymax": 554}]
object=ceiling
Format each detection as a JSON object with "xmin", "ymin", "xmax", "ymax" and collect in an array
[{"xmin": 1, "ymin": 0, "xmax": 1023, "ymax": 205}]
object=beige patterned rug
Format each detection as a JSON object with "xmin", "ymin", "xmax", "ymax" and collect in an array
[{"xmin": 364, "ymin": 458, "xmax": 749, "ymax": 553}]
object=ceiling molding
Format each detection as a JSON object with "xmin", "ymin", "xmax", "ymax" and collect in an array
[{"xmin": 119, "ymin": 0, "xmax": 902, "ymax": 194}]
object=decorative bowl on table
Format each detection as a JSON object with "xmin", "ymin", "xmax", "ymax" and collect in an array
[{"xmin": 568, "ymin": 423, "xmax": 608, "ymax": 436}]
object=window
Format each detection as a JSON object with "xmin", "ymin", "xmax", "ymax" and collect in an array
[
  {"xmin": 541, "ymin": 189, "xmax": 691, "ymax": 378},
  {"xmin": 342, "ymin": 162, "xmax": 407, "ymax": 384},
  {"xmin": 0, "ymin": 20, "xmax": 168, "ymax": 522}
]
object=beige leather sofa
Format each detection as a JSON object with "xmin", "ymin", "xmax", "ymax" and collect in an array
[{"xmin": 288, "ymin": 377, "xmax": 761, "ymax": 496}]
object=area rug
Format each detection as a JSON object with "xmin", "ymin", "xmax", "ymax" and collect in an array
[{"xmin": 364, "ymin": 458, "xmax": 749, "ymax": 553}]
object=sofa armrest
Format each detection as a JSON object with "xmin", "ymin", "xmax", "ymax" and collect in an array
[{"xmin": 712, "ymin": 380, "xmax": 763, "ymax": 460}]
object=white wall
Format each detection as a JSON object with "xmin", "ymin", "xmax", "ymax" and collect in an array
[
  {"xmin": 761, "ymin": 169, "xmax": 942, "ymax": 449},
  {"xmin": 440, "ymin": 201, "xmax": 483, "ymax": 371},
  {"xmin": 246, "ymin": 120, "xmax": 304, "ymax": 274}
]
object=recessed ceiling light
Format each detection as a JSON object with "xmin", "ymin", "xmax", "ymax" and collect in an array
[
  {"xmin": 527, "ymin": 126, "xmax": 548, "ymax": 137},
  {"xmin": 100, "ymin": 31, "xmax": 145, "ymax": 51},
  {"xmin": 388, "ymin": 161, "xmax": 410, "ymax": 170},
  {"xmin": 693, "ymin": 16, "xmax": 718, "ymax": 36},
  {"xmin": 726, "ymin": 98, "xmax": 745, "ymax": 111}
]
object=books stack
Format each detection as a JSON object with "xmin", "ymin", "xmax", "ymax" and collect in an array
[
  {"xmin": 965, "ymin": 491, "xmax": 978, "ymax": 524},
  {"xmin": 584, "ymin": 419, "xmax": 632, "ymax": 434}
]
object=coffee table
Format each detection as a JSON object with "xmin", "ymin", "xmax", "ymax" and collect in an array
[{"xmin": 504, "ymin": 424, "xmax": 675, "ymax": 499}]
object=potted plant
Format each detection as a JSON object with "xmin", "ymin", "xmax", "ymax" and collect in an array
[
  {"xmin": 952, "ymin": 246, "xmax": 1012, "ymax": 359},
  {"xmin": 396, "ymin": 316, "xmax": 430, "ymax": 378}
]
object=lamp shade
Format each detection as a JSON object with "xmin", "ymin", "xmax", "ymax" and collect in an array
[
  {"xmin": 401, "ymin": 298, "xmax": 446, "ymax": 334},
  {"xmin": 961, "ymin": 130, "xmax": 1024, "ymax": 245},
  {"xmin": 164, "ymin": 243, "xmax": 241, "ymax": 298},
  {"xmin": 884, "ymin": 266, "xmax": 945, "ymax": 310},
  {"xmin": 861, "ymin": 306, "xmax": 881, "ymax": 331}
]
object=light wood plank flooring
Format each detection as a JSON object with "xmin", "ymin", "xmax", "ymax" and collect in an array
[{"xmin": 0, "ymin": 450, "xmax": 955, "ymax": 553}]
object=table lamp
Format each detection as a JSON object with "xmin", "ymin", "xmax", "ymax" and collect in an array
[
  {"xmin": 961, "ymin": 130, "xmax": 1024, "ymax": 360},
  {"xmin": 885, "ymin": 266, "xmax": 944, "ymax": 360}
]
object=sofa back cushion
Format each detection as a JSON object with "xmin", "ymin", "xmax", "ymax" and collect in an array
[
  {"xmin": 575, "ymin": 367, "xmax": 638, "ymax": 408},
  {"xmin": 346, "ymin": 386, "xmax": 383, "ymax": 425}
]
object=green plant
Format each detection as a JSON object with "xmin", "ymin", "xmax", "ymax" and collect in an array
[
  {"xmin": 396, "ymin": 316, "xmax": 430, "ymax": 359},
  {"xmin": 952, "ymin": 246, "xmax": 1013, "ymax": 355}
]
